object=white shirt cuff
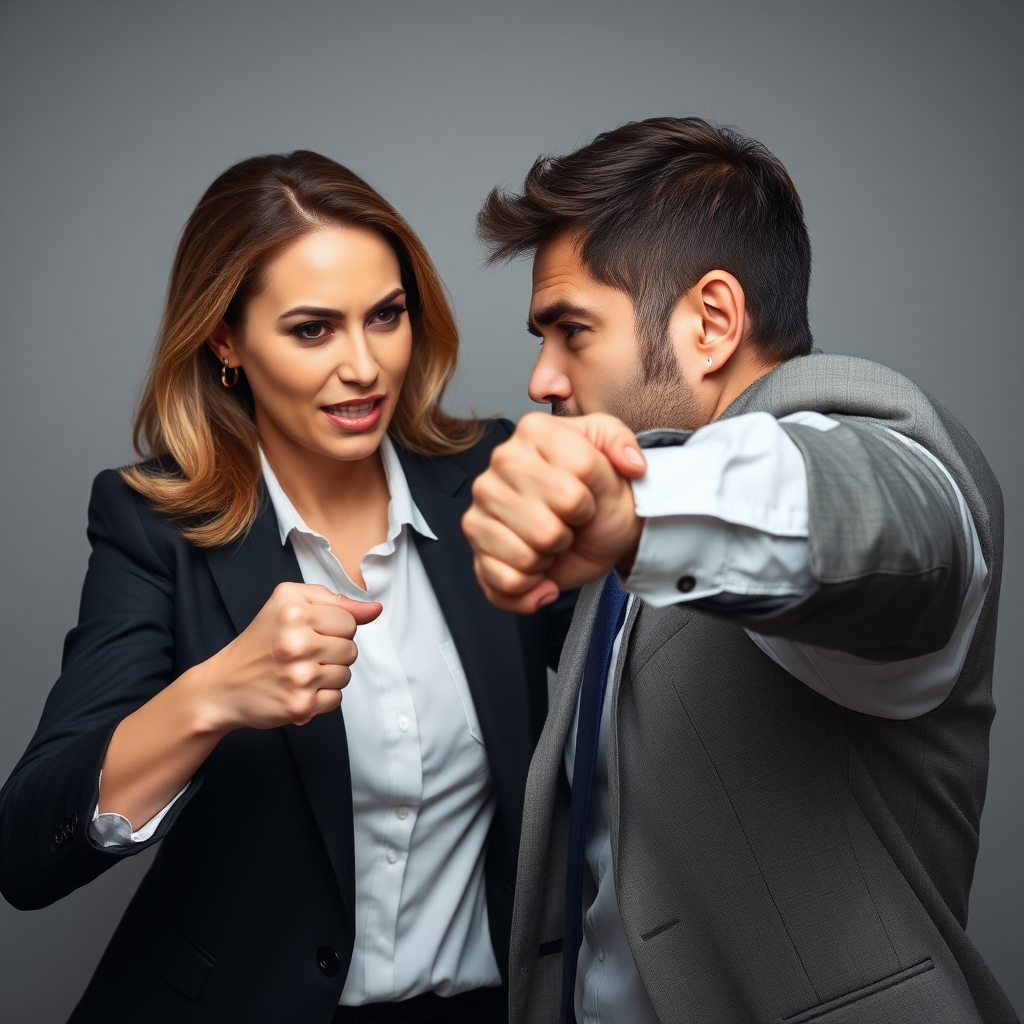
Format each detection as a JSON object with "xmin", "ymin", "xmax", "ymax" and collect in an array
[
  {"xmin": 625, "ymin": 412, "xmax": 820, "ymax": 608},
  {"xmin": 89, "ymin": 777, "xmax": 190, "ymax": 849}
]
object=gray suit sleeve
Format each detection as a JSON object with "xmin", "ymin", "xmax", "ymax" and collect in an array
[{"xmin": 704, "ymin": 421, "xmax": 968, "ymax": 661}]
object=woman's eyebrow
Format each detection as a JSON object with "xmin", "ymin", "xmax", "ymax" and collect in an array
[
  {"xmin": 278, "ymin": 305, "xmax": 343, "ymax": 321},
  {"xmin": 278, "ymin": 289, "xmax": 406, "ymax": 323},
  {"xmin": 367, "ymin": 288, "xmax": 406, "ymax": 312}
]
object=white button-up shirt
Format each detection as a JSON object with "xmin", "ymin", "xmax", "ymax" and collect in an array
[{"xmin": 92, "ymin": 436, "xmax": 502, "ymax": 1004}]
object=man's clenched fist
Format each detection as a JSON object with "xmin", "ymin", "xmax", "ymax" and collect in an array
[{"xmin": 462, "ymin": 413, "xmax": 647, "ymax": 613}]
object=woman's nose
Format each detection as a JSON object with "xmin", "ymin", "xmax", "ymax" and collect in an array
[{"xmin": 335, "ymin": 330, "xmax": 379, "ymax": 386}]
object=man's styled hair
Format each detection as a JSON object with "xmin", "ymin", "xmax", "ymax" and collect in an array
[{"xmin": 477, "ymin": 117, "xmax": 813, "ymax": 375}]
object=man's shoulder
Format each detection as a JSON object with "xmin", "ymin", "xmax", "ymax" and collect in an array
[
  {"xmin": 732, "ymin": 351, "xmax": 1002, "ymax": 559},
  {"xmin": 726, "ymin": 352, "xmax": 931, "ymax": 421},
  {"xmin": 726, "ymin": 353, "xmax": 980, "ymax": 461}
]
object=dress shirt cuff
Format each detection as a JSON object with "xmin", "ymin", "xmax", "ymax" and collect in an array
[
  {"xmin": 625, "ymin": 412, "xmax": 819, "ymax": 608},
  {"xmin": 89, "ymin": 776, "xmax": 190, "ymax": 849},
  {"xmin": 630, "ymin": 412, "xmax": 818, "ymax": 534}
]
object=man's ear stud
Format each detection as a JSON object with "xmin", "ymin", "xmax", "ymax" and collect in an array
[{"xmin": 705, "ymin": 357, "xmax": 713, "ymax": 367}]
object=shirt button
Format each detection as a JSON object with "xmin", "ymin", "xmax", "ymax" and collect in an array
[
  {"xmin": 387, "ymin": 848, "xmax": 398, "ymax": 864},
  {"xmin": 396, "ymin": 806, "xmax": 409, "ymax": 820},
  {"xmin": 597, "ymin": 946, "xmax": 606, "ymax": 963},
  {"xmin": 398, "ymin": 716, "xmax": 409, "ymax": 732},
  {"xmin": 676, "ymin": 574, "xmax": 697, "ymax": 593}
]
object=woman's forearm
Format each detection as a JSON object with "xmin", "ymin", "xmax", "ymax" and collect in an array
[
  {"xmin": 97, "ymin": 658, "xmax": 229, "ymax": 830},
  {"xmin": 97, "ymin": 583, "xmax": 378, "ymax": 831}
]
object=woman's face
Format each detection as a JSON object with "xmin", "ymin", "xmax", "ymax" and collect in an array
[{"xmin": 213, "ymin": 225, "xmax": 413, "ymax": 464}]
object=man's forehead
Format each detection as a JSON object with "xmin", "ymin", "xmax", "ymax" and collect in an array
[
  {"xmin": 532, "ymin": 232, "xmax": 587, "ymax": 288},
  {"xmin": 530, "ymin": 234, "xmax": 603, "ymax": 314}
]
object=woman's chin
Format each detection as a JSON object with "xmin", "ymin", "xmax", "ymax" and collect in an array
[{"xmin": 315, "ymin": 423, "xmax": 390, "ymax": 463}]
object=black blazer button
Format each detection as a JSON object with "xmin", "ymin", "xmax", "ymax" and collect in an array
[
  {"xmin": 676, "ymin": 574, "xmax": 697, "ymax": 593},
  {"xmin": 316, "ymin": 946, "xmax": 340, "ymax": 976}
]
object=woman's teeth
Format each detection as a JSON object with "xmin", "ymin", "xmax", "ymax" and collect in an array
[{"xmin": 327, "ymin": 401, "xmax": 376, "ymax": 417}]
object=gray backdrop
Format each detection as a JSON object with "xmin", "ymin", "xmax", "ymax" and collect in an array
[{"xmin": 1, "ymin": 1, "xmax": 1020, "ymax": 1020}]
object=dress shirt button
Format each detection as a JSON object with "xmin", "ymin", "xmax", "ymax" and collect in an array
[
  {"xmin": 387, "ymin": 848, "xmax": 398, "ymax": 864},
  {"xmin": 676, "ymin": 574, "xmax": 697, "ymax": 593},
  {"xmin": 398, "ymin": 716, "xmax": 409, "ymax": 732},
  {"xmin": 316, "ymin": 945, "xmax": 340, "ymax": 976},
  {"xmin": 395, "ymin": 806, "xmax": 409, "ymax": 820},
  {"xmin": 597, "ymin": 946, "xmax": 606, "ymax": 963}
]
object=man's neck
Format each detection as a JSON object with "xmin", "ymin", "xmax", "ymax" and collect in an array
[{"xmin": 710, "ymin": 349, "xmax": 783, "ymax": 420}]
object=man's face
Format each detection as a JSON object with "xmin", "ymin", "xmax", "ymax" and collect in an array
[{"xmin": 527, "ymin": 232, "xmax": 701, "ymax": 432}]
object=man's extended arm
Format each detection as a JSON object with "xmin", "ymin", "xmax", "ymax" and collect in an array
[{"xmin": 463, "ymin": 409, "xmax": 980, "ymax": 719}]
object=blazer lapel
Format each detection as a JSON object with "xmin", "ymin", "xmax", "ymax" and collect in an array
[
  {"xmin": 204, "ymin": 495, "xmax": 356, "ymax": 930},
  {"xmin": 398, "ymin": 448, "xmax": 535, "ymax": 849}
]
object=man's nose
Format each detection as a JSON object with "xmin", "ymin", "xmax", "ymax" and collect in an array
[{"xmin": 528, "ymin": 344, "xmax": 571, "ymax": 405}]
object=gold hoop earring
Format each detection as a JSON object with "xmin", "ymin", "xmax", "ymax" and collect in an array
[{"xmin": 221, "ymin": 359, "xmax": 239, "ymax": 388}]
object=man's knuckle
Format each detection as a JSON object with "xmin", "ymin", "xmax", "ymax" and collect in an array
[
  {"xmin": 490, "ymin": 444, "xmax": 516, "ymax": 471},
  {"xmin": 469, "ymin": 476, "xmax": 489, "ymax": 504}
]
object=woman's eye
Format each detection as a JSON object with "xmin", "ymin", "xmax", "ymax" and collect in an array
[
  {"xmin": 291, "ymin": 321, "xmax": 331, "ymax": 341},
  {"xmin": 371, "ymin": 305, "xmax": 407, "ymax": 327}
]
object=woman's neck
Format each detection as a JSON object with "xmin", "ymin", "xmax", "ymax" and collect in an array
[{"xmin": 257, "ymin": 419, "xmax": 391, "ymax": 590}]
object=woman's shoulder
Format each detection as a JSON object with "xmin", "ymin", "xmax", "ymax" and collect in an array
[
  {"xmin": 403, "ymin": 417, "xmax": 513, "ymax": 481},
  {"xmin": 88, "ymin": 457, "xmax": 188, "ymax": 554},
  {"xmin": 451, "ymin": 416, "xmax": 514, "ymax": 470},
  {"xmin": 392, "ymin": 418, "xmax": 513, "ymax": 495},
  {"xmin": 91, "ymin": 456, "xmax": 181, "ymax": 508}
]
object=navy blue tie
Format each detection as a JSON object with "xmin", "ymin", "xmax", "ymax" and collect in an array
[{"xmin": 561, "ymin": 573, "xmax": 630, "ymax": 1024}]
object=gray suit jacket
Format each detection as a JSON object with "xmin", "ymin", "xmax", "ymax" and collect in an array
[{"xmin": 509, "ymin": 354, "xmax": 1017, "ymax": 1024}]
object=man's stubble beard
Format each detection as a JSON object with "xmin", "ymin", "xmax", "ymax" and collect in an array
[{"xmin": 552, "ymin": 360, "xmax": 701, "ymax": 434}]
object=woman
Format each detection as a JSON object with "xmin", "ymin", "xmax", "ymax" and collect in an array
[{"xmin": 0, "ymin": 151, "xmax": 575, "ymax": 1023}]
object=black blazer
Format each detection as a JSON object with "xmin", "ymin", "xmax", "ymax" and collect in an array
[{"xmin": 0, "ymin": 421, "xmax": 576, "ymax": 1023}]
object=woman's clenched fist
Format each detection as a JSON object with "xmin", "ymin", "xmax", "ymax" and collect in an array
[{"xmin": 196, "ymin": 582, "xmax": 382, "ymax": 731}]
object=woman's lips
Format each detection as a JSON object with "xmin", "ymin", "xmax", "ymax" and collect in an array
[{"xmin": 321, "ymin": 396, "xmax": 385, "ymax": 432}]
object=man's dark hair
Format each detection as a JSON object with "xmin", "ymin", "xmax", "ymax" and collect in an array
[{"xmin": 477, "ymin": 117, "xmax": 812, "ymax": 374}]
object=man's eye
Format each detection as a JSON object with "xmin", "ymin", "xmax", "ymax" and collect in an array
[
  {"xmin": 561, "ymin": 323, "xmax": 585, "ymax": 340},
  {"xmin": 291, "ymin": 321, "xmax": 330, "ymax": 341}
]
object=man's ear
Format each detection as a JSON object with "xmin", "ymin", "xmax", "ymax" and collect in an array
[
  {"xmin": 206, "ymin": 320, "xmax": 239, "ymax": 368},
  {"xmin": 671, "ymin": 270, "xmax": 747, "ymax": 382}
]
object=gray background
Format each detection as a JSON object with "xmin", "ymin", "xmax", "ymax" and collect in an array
[{"xmin": 0, "ymin": 1, "xmax": 1020, "ymax": 1020}]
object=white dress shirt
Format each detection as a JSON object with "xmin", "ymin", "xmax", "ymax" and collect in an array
[
  {"xmin": 91, "ymin": 436, "xmax": 501, "ymax": 1004},
  {"xmin": 567, "ymin": 410, "xmax": 987, "ymax": 1024}
]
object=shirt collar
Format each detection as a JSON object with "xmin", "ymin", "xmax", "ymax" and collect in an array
[{"xmin": 259, "ymin": 434, "xmax": 437, "ymax": 547}]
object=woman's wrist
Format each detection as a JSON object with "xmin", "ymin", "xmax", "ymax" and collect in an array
[{"xmin": 175, "ymin": 653, "xmax": 238, "ymax": 738}]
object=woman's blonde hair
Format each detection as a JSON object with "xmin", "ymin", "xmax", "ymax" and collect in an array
[{"xmin": 123, "ymin": 151, "xmax": 479, "ymax": 547}]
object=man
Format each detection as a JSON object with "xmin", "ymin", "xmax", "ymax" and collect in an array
[{"xmin": 461, "ymin": 117, "xmax": 1017, "ymax": 1024}]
